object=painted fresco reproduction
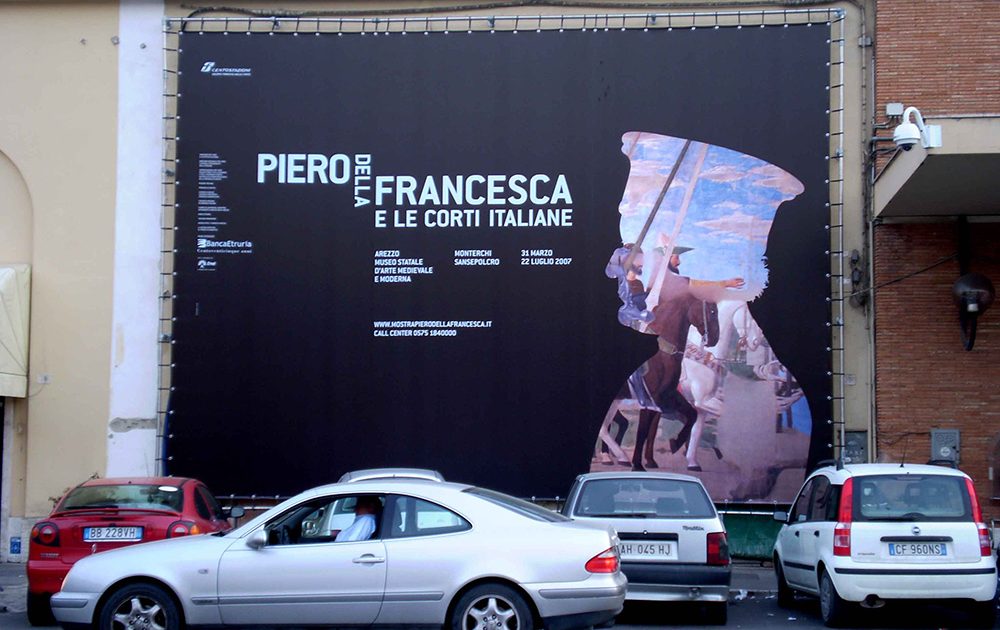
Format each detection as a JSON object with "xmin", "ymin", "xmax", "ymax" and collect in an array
[{"xmin": 595, "ymin": 132, "xmax": 811, "ymax": 501}]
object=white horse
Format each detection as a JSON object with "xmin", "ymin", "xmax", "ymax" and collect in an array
[{"xmin": 596, "ymin": 300, "xmax": 773, "ymax": 469}]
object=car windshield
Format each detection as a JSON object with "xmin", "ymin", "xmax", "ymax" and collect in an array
[
  {"xmin": 464, "ymin": 488, "xmax": 569, "ymax": 522},
  {"xmin": 574, "ymin": 478, "xmax": 716, "ymax": 518},
  {"xmin": 60, "ymin": 484, "xmax": 184, "ymax": 512},
  {"xmin": 854, "ymin": 474, "xmax": 971, "ymax": 522}
]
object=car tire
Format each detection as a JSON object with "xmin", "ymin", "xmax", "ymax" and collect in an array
[
  {"xmin": 818, "ymin": 570, "xmax": 851, "ymax": 628},
  {"xmin": 704, "ymin": 602, "xmax": 728, "ymax": 625},
  {"xmin": 97, "ymin": 582, "xmax": 183, "ymax": 630},
  {"xmin": 451, "ymin": 583, "xmax": 534, "ymax": 630},
  {"xmin": 774, "ymin": 559, "xmax": 794, "ymax": 608},
  {"xmin": 967, "ymin": 598, "xmax": 997, "ymax": 629},
  {"xmin": 26, "ymin": 592, "xmax": 55, "ymax": 626}
]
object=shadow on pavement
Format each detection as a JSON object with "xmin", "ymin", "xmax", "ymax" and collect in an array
[
  {"xmin": 615, "ymin": 601, "xmax": 727, "ymax": 627},
  {"xmin": 780, "ymin": 592, "xmax": 998, "ymax": 629}
]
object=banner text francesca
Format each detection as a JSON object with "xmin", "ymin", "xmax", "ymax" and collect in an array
[{"xmin": 256, "ymin": 153, "xmax": 574, "ymax": 228}]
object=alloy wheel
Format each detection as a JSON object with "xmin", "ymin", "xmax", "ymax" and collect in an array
[
  {"xmin": 111, "ymin": 594, "xmax": 168, "ymax": 630},
  {"xmin": 463, "ymin": 595, "xmax": 520, "ymax": 630}
]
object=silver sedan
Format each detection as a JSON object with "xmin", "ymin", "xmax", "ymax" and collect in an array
[{"xmin": 52, "ymin": 478, "xmax": 626, "ymax": 630}]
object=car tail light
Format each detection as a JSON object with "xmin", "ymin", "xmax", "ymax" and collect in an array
[
  {"xmin": 706, "ymin": 532, "xmax": 730, "ymax": 566},
  {"xmin": 30, "ymin": 522, "xmax": 60, "ymax": 547},
  {"xmin": 833, "ymin": 523, "xmax": 852, "ymax": 557},
  {"xmin": 833, "ymin": 478, "xmax": 853, "ymax": 557},
  {"xmin": 585, "ymin": 547, "xmax": 619, "ymax": 573},
  {"xmin": 838, "ymin": 478, "xmax": 854, "ymax": 522},
  {"xmin": 977, "ymin": 525, "xmax": 992, "ymax": 557},
  {"xmin": 167, "ymin": 521, "xmax": 201, "ymax": 538},
  {"xmin": 964, "ymin": 478, "xmax": 992, "ymax": 556}
]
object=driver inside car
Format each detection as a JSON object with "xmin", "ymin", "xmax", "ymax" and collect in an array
[{"xmin": 334, "ymin": 495, "xmax": 381, "ymax": 542}]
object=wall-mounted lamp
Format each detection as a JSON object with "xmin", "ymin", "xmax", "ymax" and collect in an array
[
  {"xmin": 893, "ymin": 106, "xmax": 943, "ymax": 151},
  {"xmin": 953, "ymin": 273, "xmax": 995, "ymax": 351}
]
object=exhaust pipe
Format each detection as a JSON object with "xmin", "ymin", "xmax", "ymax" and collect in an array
[{"xmin": 860, "ymin": 595, "xmax": 885, "ymax": 609}]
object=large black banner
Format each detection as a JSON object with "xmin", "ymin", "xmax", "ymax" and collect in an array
[{"xmin": 171, "ymin": 21, "xmax": 832, "ymax": 501}]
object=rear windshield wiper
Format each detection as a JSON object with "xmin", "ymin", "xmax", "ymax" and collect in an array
[{"xmin": 865, "ymin": 515, "xmax": 924, "ymax": 521}]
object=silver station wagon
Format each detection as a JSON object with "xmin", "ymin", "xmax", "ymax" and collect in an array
[
  {"xmin": 562, "ymin": 472, "xmax": 731, "ymax": 625},
  {"xmin": 52, "ymin": 478, "xmax": 625, "ymax": 630}
]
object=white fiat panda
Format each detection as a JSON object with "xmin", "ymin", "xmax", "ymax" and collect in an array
[{"xmin": 772, "ymin": 462, "xmax": 997, "ymax": 627}]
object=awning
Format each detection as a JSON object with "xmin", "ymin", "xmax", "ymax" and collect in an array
[
  {"xmin": 0, "ymin": 264, "xmax": 30, "ymax": 398},
  {"xmin": 874, "ymin": 116, "xmax": 1000, "ymax": 219}
]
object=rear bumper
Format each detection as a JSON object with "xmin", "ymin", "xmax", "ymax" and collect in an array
[
  {"xmin": 27, "ymin": 559, "xmax": 71, "ymax": 595},
  {"xmin": 528, "ymin": 573, "xmax": 627, "ymax": 620},
  {"xmin": 621, "ymin": 562, "xmax": 731, "ymax": 602},
  {"xmin": 829, "ymin": 561, "xmax": 997, "ymax": 602}
]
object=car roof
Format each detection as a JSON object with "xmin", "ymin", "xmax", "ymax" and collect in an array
[
  {"xmin": 337, "ymin": 468, "xmax": 444, "ymax": 483},
  {"xmin": 574, "ymin": 471, "xmax": 705, "ymax": 484},
  {"xmin": 811, "ymin": 462, "xmax": 969, "ymax": 483},
  {"xmin": 308, "ymin": 478, "xmax": 473, "ymax": 496},
  {"xmin": 76, "ymin": 477, "xmax": 194, "ymax": 488}
]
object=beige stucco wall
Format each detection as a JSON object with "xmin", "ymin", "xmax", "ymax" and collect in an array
[{"xmin": 0, "ymin": 1, "xmax": 119, "ymax": 519}]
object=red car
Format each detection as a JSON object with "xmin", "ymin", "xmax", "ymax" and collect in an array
[{"xmin": 27, "ymin": 476, "xmax": 241, "ymax": 625}]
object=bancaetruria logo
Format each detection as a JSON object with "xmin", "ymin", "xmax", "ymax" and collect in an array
[
  {"xmin": 200, "ymin": 61, "xmax": 252, "ymax": 78},
  {"xmin": 197, "ymin": 238, "xmax": 253, "ymax": 251}
]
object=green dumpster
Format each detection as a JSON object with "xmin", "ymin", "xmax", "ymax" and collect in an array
[{"xmin": 719, "ymin": 511, "xmax": 783, "ymax": 560}]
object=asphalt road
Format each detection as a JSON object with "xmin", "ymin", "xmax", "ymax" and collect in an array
[
  {"xmin": 616, "ymin": 594, "xmax": 1000, "ymax": 629},
  {"xmin": 2, "ymin": 596, "xmax": 998, "ymax": 630}
]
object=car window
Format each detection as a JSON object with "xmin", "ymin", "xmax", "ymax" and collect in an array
[
  {"xmin": 789, "ymin": 479, "xmax": 814, "ymax": 523},
  {"xmin": 464, "ymin": 488, "xmax": 570, "ymax": 522},
  {"xmin": 808, "ymin": 476, "xmax": 832, "ymax": 521},
  {"xmin": 854, "ymin": 474, "xmax": 971, "ymax": 522},
  {"xmin": 198, "ymin": 487, "xmax": 227, "ymax": 520},
  {"xmin": 194, "ymin": 489, "xmax": 212, "ymax": 520},
  {"xmin": 266, "ymin": 494, "xmax": 385, "ymax": 545},
  {"xmin": 386, "ymin": 495, "xmax": 471, "ymax": 538},
  {"xmin": 824, "ymin": 484, "xmax": 842, "ymax": 521},
  {"xmin": 59, "ymin": 484, "xmax": 184, "ymax": 512},
  {"xmin": 573, "ymin": 478, "xmax": 716, "ymax": 518}
]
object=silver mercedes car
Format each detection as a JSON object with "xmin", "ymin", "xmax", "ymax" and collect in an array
[{"xmin": 51, "ymin": 478, "xmax": 625, "ymax": 630}]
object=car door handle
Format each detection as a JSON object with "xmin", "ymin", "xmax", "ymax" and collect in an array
[{"xmin": 352, "ymin": 555, "xmax": 385, "ymax": 564}]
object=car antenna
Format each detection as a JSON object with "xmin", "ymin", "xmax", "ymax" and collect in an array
[{"xmin": 900, "ymin": 435, "xmax": 909, "ymax": 468}]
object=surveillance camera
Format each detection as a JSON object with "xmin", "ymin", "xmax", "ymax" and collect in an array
[{"xmin": 893, "ymin": 121, "xmax": 921, "ymax": 151}]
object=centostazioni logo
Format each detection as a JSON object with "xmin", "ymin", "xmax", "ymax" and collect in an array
[{"xmin": 199, "ymin": 61, "xmax": 252, "ymax": 77}]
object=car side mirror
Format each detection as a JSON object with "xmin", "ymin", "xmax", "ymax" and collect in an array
[
  {"xmin": 772, "ymin": 510, "xmax": 788, "ymax": 523},
  {"xmin": 246, "ymin": 529, "xmax": 267, "ymax": 550},
  {"xmin": 226, "ymin": 506, "xmax": 246, "ymax": 519}
]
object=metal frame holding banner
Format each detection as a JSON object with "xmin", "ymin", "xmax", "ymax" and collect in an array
[{"xmin": 159, "ymin": 9, "xmax": 846, "ymax": 503}]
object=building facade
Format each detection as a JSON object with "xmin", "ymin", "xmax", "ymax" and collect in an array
[{"xmin": 0, "ymin": 0, "xmax": 995, "ymax": 561}]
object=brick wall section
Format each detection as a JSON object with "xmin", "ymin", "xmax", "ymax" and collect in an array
[
  {"xmin": 873, "ymin": 1, "xmax": 1000, "ymax": 171},
  {"xmin": 874, "ymin": 222, "xmax": 1000, "ymax": 520},
  {"xmin": 875, "ymin": 0, "xmax": 1000, "ymax": 121}
]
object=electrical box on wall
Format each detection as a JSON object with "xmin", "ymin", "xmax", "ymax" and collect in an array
[
  {"xmin": 844, "ymin": 431, "xmax": 868, "ymax": 464},
  {"xmin": 930, "ymin": 428, "xmax": 960, "ymax": 464}
]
